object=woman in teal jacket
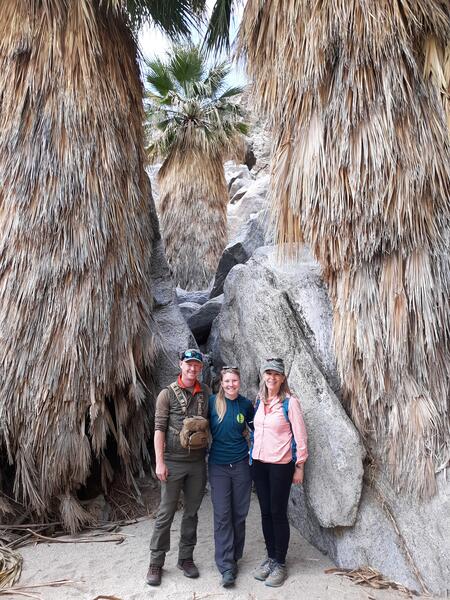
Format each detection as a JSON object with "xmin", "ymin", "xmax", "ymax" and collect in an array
[{"xmin": 208, "ymin": 366, "xmax": 254, "ymax": 588}]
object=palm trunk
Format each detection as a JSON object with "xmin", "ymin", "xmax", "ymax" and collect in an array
[
  {"xmin": 158, "ymin": 150, "xmax": 228, "ymax": 290},
  {"xmin": 239, "ymin": 0, "xmax": 450, "ymax": 497},
  {"xmin": 0, "ymin": 1, "xmax": 154, "ymax": 530}
]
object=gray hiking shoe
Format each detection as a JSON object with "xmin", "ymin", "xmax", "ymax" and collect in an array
[
  {"xmin": 265, "ymin": 562, "xmax": 287, "ymax": 587},
  {"xmin": 221, "ymin": 569, "xmax": 236, "ymax": 587},
  {"xmin": 254, "ymin": 557, "xmax": 276, "ymax": 581}
]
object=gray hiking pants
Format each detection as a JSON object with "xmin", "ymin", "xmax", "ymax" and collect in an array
[
  {"xmin": 209, "ymin": 458, "xmax": 252, "ymax": 574},
  {"xmin": 150, "ymin": 459, "xmax": 206, "ymax": 566}
]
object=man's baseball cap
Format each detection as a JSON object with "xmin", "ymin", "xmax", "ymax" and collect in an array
[
  {"xmin": 180, "ymin": 349, "xmax": 204, "ymax": 363},
  {"xmin": 261, "ymin": 357, "xmax": 285, "ymax": 374}
]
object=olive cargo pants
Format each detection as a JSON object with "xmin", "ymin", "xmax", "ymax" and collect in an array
[{"xmin": 150, "ymin": 459, "xmax": 206, "ymax": 566}]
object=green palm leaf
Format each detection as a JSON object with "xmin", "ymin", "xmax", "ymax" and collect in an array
[
  {"xmin": 126, "ymin": 0, "xmax": 206, "ymax": 36},
  {"xmin": 203, "ymin": 0, "xmax": 236, "ymax": 53},
  {"xmin": 144, "ymin": 43, "xmax": 248, "ymax": 290},
  {"xmin": 169, "ymin": 45, "xmax": 205, "ymax": 88},
  {"xmin": 145, "ymin": 44, "xmax": 247, "ymax": 159},
  {"xmin": 145, "ymin": 58, "xmax": 174, "ymax": 97}
]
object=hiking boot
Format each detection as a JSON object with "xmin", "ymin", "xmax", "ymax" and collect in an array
[
  {"xmin": 221, "ymin": 569, "xmax": 236, "ymax": 588},
  {"xmin": 254, "ymin": 557, "xmax": 276, "ymax": 581},
  {"xmin": 265, "ymin": 562, "xmax": 287, "ymax": 587},
  {"xmin": 146, "ymin": 563, "xmax": 162, "ymax": 586},
  {"xmin": 177, "ymin": 558, "xmax": 199, "ymax": 578}
]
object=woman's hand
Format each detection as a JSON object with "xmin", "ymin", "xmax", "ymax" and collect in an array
[{"xmin": 292, "ymin": 463, "xmax": 304, "ymax": 485}]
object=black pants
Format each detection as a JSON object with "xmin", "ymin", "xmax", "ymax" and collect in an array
[{"xmin": 251, "ymin": 460, "xmax": 295, "ymax": 564}]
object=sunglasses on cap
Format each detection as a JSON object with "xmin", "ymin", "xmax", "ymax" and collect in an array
[
  {"xmin": 221, "ymin": 365, "xmax": 240, "ymax": 372},
  {"xmin": 180, "ymin": 349, "xmax": 203, "ymax": 362}
]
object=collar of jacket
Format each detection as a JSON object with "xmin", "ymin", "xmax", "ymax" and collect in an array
[{"xmin": 177, "ymin": 374, "xmax": 202, "ymax": 395}]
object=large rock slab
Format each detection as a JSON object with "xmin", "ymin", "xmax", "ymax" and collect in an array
[
  {"xmin": 289, "ymin": 470, "xmax": 450, "ymax": 595},
  {"xmin": 227, "ymin": 175, "xmax": 269, "ymax": 239},
  {"xmin": 176, "ymin": 287, "xmax": 210, "ymax": 306},
  {"xmin": 178, "ymin": 301, "xmax": 201, "ymax": 322},
  {"xmin": 228, "ymin": 171, "xmax": 253, "ymax": 201},
  {"xmin": 188, "ymin": 295, "xmax": 224, "ymax": 345},
  {"xmin": 217, "ymin": 247, "xmax": 363, "ymax": 528},
  {"xmin": 206, "ymin": 316, "xmax": 221, "ymax": 370},
  {"xmin": 250, "ymin": 128, "xmax": 271, "ymax": 174},
  {"xmin": 210, "ymin": 210, "xmax": 269, "ymax": 299},
  {"xmin": 224, "ymin": 162, "xmax": 253, "ymax": 189},
  {"xmin": 230, "ymin": 184, "xmax": 250, "ymax": 205},
  {"xmin": 215, "ymin": 245, "xmax": 450, "ymax": 594},
  {"xmin": 235, "ymin": 95, "xmax": 272, "ymax": 175}
]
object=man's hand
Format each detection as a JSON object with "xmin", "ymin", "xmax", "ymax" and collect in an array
[
  {"xmin": 156, "ymin": 461, "xmax": 169, "ymax": 482},
  {"xmin": 154, "ymin": 430, "xmax": 168, "ymax": 481},
  {"xmin": 292, "ymin": 463, "xmax": 304, "ymax": 485}
]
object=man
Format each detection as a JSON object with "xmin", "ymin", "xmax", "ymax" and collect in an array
[{"xmin": 146, "ymin": 349, "xmax": 210, "ymax": 586}]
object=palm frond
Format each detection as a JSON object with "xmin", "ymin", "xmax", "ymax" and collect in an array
[
  {"xmin": 239, "ymin": 0, "xmax": 450, "ymax": 498},
  {"xmin": 423, "ymin": 37, "xmax": 450, "ymax": 132},
  {"xmin": 126, "ymin": 0, "xmax": 206, "ymax": 36},
  {"xmin": 0, "ymin": 545, "xmax": 22, "ymax": 590},
  {"xmin": 145, "ymin": 57, "xmax": 175, "ymax": 97},
  {"xmin": 169, "ymin": 45, "xmax": 205, "ymax": 89},
  {"xmin": 202, "ymin": 61, "xmax": 231, "ymax": 97},
  {"xmin": 218, "ymin": 85, "xmax": 244, "ymax": 100},
  {"xmin": 0, "ymin": 1, "xmax": 155, "ymax": 530},
  {"xmin": 145, "ymin": 44, "xmax": 247, "ymax": 161},
  {"xmin": 203, "ymin": 0, "xmax": 236, "ymax": 53}
]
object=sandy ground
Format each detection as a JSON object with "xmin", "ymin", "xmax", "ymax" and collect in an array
[{"xmin": 9, "ymin": 492, "xmax": 433, "ymax": 600}]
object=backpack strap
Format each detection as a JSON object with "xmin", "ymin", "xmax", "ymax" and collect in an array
[
  {"xmin": 282, "ymin": 397, "xmax": 289, "ymax": 422},
  {"xmin": 249, "ymin": 397, "xmax": 261, "ymax": 465},
  {"xmin": 282, "ymin": 397, "xmax": 297, "ymax": 463},
  {"xmin": 169, "ymin": 383, "xmax": 188, "ymax": 415},
  {"xmin": 169, "ymin": 382, "xmax": 204, "ymax": 417},
  {"xmin": 196, "ymin": 386, "xmax": 205, "ymax": 417}
]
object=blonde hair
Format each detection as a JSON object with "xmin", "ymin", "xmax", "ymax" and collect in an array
[
  {"xmin": 258, "ymin": 374, "xmax": 291, "ymax": 403},
  {"xmin": 215, "ymin": 367, "xmax": 240, "ymax": 422}
]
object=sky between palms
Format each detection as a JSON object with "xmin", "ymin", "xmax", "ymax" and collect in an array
[{"xmin": 138, "ymin": 1, "xmax": 247, "ymax": 86}]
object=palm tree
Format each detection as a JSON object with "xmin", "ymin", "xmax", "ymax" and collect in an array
[
  {"xmin": 0, "ymin": 0, "xmax": 213, "ymax": 532},
  {"xmin": 145, "ymin": 45, "xmax": 248, "ymax": 290},
  {"xmin": 239, "ymin": 1, "xmax": 450, "ymax": 498}
]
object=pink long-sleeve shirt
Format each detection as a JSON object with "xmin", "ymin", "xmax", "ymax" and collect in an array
[{"xmin": 252, "ymin": 394, "xmax": 308, "ymax": 465}]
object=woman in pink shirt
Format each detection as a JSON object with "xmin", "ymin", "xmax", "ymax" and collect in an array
[{"xmin": 250, "ymin": 357, "xmax": 308, "ymax": 588}]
